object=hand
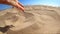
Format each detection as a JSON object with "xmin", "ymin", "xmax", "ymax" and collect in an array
[{"xmin": 0, "ymin": 0, "xmax": 24, "ymax": 11}]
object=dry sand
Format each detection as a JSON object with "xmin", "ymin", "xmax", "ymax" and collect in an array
[{"xmin": 0, "ymin": 5, "xmax": 60, "ymax": 34}]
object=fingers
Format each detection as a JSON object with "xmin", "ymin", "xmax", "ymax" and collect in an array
[
  {"xmin": 8, "ymin": 0, "xmax": 24, "ymax": 11},
  {"xmin": 15, "ymin": 0, "xmax": 24, "ymax": 11},
  {"xmin": 18, "ymin": 2, "xmax": 24, "ymax": 7},
  {"xmin": 15, "ymin": 2, "xmax": 24, "ymax": 11}
]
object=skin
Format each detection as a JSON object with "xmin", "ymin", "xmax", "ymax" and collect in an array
[{"xmin": 0, "ymin": 0, "xmax": 24, "ymax": 11}]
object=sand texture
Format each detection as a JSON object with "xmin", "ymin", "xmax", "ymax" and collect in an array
[{"xmin": 0, "ymin": 5, "xmax": 60, "ymax": 34}]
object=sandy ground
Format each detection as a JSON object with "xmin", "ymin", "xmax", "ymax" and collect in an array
[{"xmin": 0, "ymin": 5, "xmax": 60, "ymax": 34}]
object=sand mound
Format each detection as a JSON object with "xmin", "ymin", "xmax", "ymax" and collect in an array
[{"xmin": 0, "ymin": 5, "xmax": 60, "ymax": 34}]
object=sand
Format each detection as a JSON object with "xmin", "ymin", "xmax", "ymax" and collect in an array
[{"xmin": 0, "ymin": 5, "xmax": 60, "ymax": 34}]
